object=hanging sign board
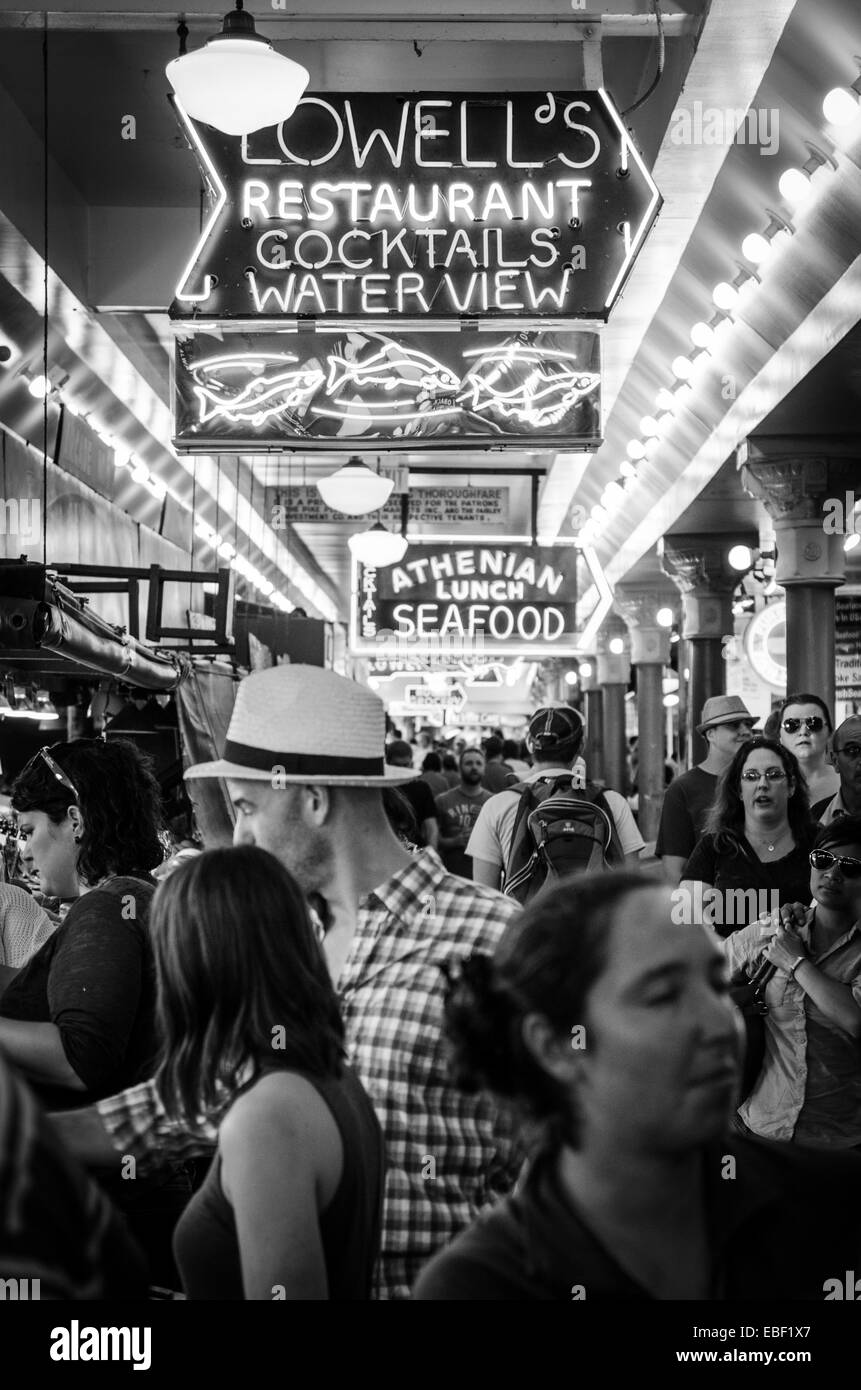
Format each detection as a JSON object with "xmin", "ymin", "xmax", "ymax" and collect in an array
[
  {"xmin": 172, "ymin": 326, "xmax": 601, "ymax": 451},
  {"xmin": 169, "ymin": 90, "xmax": 660, "ymax": 324},
  {"xmin": 266, "ymin": 484, "xmax": 510, "ymax": 528},
  {"xmin": 351, "ymin": 543, "xmax": 579, "ymax": 657},
  {"xmin": 836, "ymin": 590, "xmax": 861, "ymax": 700}
]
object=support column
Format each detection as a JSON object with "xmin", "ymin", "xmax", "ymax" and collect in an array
[
  {"xmin": 659, "ymin": 534, "xmax": 751, "ymax": 767},
  {"xmin": 596, "ymin": 617, "xmax": 630, "ymax": 795},
  {"xmin": 579, "ymin": 661, "xmax": 604, "ymax": 784},
  {"xmin": 739, "ymin": 443, "xmax": 856, "ymax": 711},
  {"xmin": 615, "ymin": 586, "xmax": 674, "ymax": 842}
]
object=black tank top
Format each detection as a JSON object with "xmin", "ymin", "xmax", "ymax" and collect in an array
[{"xmin": 173, "ymin": 1064, "xmax": 384, "ymax": 1300}]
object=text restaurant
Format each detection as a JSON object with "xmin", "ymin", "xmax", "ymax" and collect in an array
[{"xmin": 0, "ymin": 0, "xmax": 859, "ymax": 1358}]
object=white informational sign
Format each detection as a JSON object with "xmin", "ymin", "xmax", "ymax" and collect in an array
[
  {"xmin": 270, "ymin": 485, "xmax": 509, "ymax": 528},
  {"xmin": 743, "ymin": 599, "xmax": 786, "ymax": 690}
]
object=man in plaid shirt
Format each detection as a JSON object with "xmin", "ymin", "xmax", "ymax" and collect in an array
[{"xmin": 53, "ymin": 667, "xmax": 523, "ymax": 1299}]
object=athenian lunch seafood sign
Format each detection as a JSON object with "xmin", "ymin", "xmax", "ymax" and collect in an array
[
  {"xmin": 351, "ymin": 544, "xmax": 579, "ymax": 657},
  {"xmin": 169, "ymin": 91, "xmax": 660, "ymax": 323}
]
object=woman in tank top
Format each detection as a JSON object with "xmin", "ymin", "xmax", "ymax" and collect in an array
[{"xmin": 151, "ymin": 845, "xmax": 385, "ymax": 1300}]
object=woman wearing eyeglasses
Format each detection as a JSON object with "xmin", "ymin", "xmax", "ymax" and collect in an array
[
  {"xmin": 0, "ymin": 740, "xmax": 164, "ymax": 1107},
  {"xmin": 777, "ymin": 692, "xmax": 840, "ymax": 806},
  {"xmin": 679, "ymin": 739, "xmax": 817, "ymax": 937},
  {"xmin": 722, "ymin": 816, "xmax": 861, "ymax": 1149}
]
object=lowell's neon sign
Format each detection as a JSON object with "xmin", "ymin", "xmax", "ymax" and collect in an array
[{"xmin": 170, "ymin": 91, "xmax": 661, "ymax": 322}]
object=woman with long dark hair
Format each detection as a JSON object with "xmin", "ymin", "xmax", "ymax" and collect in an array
[
  {"xmin": 413, "ymin": 873, "xmax": 861, "ymax": 1300},
  {"xmin": 0, "ymin": 739, "xmax": 164, "ymax": 1104},
  {"xmin": 679, "ymin": 738, "xmax": 817, "ymax": 937},
  {"xmin": 152, "ymin": 845, "xmax": 384, "ymax": 1300}
]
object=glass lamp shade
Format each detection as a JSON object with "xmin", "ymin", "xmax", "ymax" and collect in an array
[
  {"xmin": 166, "ymin": 12, "xmax": 310, "ymax": 137},
  {"xmin": 348, "ymin": 523, "xmax": 408, "ymax": 567},
  {"xmin": 317, "ymin": 459, "xmax": 394, "ymax": 515}
]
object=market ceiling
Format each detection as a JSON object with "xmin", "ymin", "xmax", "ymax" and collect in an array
[{"xmin": 0, "ymin": 0, "xmax": 859, "ymax": 624}]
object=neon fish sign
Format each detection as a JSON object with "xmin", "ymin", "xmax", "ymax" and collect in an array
[{"xmin": 173, "ymin": 328, "xmax": 601, "ymax": 449}]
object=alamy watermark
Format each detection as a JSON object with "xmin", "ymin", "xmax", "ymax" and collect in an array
[
  {"xmin": 822, "ymin": 491, "xmax": 860, "ymax": 537},
  {"xmin": 671, "ymin": 885, "xmax": 780, "ymax": 929},
  {"xmin": 669, "ymin": 102, "xmax": 780, "ymax": 156},
  {"xmin": 0, "ymin": 497, "xmax": 40, "ymax": 540}
]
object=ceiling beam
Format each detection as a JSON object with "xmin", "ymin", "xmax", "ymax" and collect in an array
[{"xmin": 538, "ymin": 0, "xmax": 799, "ymax": 538}]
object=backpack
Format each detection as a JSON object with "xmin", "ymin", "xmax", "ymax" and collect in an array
[{"xmin": 502, "ymin": 775, "xmax": 625, "ymax": 905}]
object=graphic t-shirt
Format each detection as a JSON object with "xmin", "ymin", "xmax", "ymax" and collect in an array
[{"xmin": 435, "ymin": 786, "xmax": 493, "ymax": 879}]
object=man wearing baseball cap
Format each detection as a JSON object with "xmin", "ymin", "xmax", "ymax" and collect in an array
[
  {"xmin": 53, "ymin": 666, "xmax": 523, "ymax": 1300},
  {"xmin": 655, "ymin": 694, "xmax": 757, "ymax": 882},
  {"xmin": 468, "ymin": 704, "xmax": 644, "ymax": 888}
]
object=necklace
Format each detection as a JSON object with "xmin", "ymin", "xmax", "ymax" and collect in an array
[{"xmin": 747, "ymin": 827, "xmax": 791, "ymax": 854}]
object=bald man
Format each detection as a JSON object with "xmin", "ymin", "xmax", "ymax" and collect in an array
[{"xmin": 811, "ymin": 716, "xmax": 861, "ymax": 823}]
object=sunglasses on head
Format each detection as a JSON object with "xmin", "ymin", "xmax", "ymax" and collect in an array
[
  {"xmin": 35, "ymin": 746, "xmax": 80, "ymax": 802},
  {"xmin": 809, "ymin": 849, "xmax": 861, "ymax": 879},
  {"xmin": 782, "ymin": 716, "xmax": 825, "ymax": 734}
]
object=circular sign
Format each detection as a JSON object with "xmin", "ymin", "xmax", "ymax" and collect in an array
[{"xmin": 743, "ymin": 599, "xmax": 787, "ymax": 689}]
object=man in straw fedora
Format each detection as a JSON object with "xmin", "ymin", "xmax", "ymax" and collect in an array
[
  {"xmin": 655, "ymin": 694, "xmax": 757, "ymax": 883},
  {"xmin": 52, "ymin": 665, "xmax": 524, "ymax": 1300}
]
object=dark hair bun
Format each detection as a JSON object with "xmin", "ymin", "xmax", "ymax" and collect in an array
[{"xmin": 442, "ymin": 952, "xmax": 519, "ymax": 1097}]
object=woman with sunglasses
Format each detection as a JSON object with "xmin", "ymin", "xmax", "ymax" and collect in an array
[
  {"xmin": 777, "ymin": 692, "xmax": 840, "ymax": 806},
  {"xmin": 723, "ymin": 816, "xmax": 861, "ymax": 1149},
  {"xmin": 0, "ymin": 739, "xmax": 164, "ymax": 1106},
  {"xmin": 680, "ymin": 739, "xmax": 817, "ymax": 936}
]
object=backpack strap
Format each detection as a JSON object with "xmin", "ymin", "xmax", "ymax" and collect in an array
[{"xmin": 580, "ymin": 783, "xmax": 627, "ymax": 865}]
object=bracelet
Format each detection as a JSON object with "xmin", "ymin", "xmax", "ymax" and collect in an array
[{"xmin": 789, "ymin": 955, "xmax": 807, "ymax": 977}]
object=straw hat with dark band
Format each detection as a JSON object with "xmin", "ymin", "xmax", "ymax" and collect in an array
[{"xmin": 184, "ymin": 665, "xmax": 420, "ymax": 787}]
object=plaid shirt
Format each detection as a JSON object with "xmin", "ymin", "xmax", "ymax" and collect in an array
[{"xmin": 97, "ymin": 849, "xmax": 524, "ymax": 1299}]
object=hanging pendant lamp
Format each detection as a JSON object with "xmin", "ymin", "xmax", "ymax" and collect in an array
[
  {"xmin": 348, "ymin": 523, "xmax": 409, "ymax": 568},
  {"xmin": 165, "ymin": 2, "xmax": 310, "ymax": 137},
  {"xmin": 317, "ymin": 457, "xmax": 394, "ymax": 516}
]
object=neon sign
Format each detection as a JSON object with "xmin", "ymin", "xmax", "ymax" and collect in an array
[
  {"xmin": 350, "ymin": 544, "xmax": 581, "ymax": 657},
  {"xmin": 169, "ymin": 91, "xmax": 660, "ymax": 323},
  {"xmin": 173, "ymin": 326, "xmax": 601, "ymax": 451}
]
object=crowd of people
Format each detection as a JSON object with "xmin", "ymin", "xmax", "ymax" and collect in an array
[{"xmin": 0, "ymin": 667, "xmax": 859, "ymax": 1301}]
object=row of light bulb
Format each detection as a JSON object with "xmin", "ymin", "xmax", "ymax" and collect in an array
[
  {"xmin": 193, "ymin": 518, "xmax": 292, "ymax": 611},
  {"xmin": 578, "ymin": 72, "xmax": 861, "ymax": 552},
  {"xmin": 26, "ymin": 371, "xmax": 293, "ymax": 608}
]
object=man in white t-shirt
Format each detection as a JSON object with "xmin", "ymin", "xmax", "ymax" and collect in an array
[{"xmin": 467, "ymin": 705, "xmax": 644, "ymax": 889}]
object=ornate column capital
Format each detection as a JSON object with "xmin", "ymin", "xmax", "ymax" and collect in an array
[
  {"xmin": 614, "ymin": 585, "xmax": 675, "ymax": 666},
  {"xmin": 737, "ymin": 440, "xmax": 856, "ymax": 588},
  {"xmin": 659, "ymin": 533, "xmax": 745, "ymax": 639},
  {"xmin": 596, "ymin": 616, "xmax": 630, "ymax": 686}
]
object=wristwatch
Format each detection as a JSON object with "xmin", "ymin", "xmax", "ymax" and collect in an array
[{"xmin": 789, "ymin": 955, "xmax": 807, "ymax": 977}]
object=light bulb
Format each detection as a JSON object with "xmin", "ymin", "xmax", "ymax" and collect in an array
[
  {"xmin": 778, "ymin": 166, "xmax": 812, "ymax": 208},
  {"xmin": 609, "ymin": 637, "xmax": 625, "ymax": 656},
  {"xmin": 712, "ymin": 281, "xmax": 739, "ymax": 311},
  {"xmin": 590, "ymin": 504, "xmax": 609, "ymax": 524},
  {"xmin": 656, "ymin": 607, "xmax": 674, "ymax": 627},
  {"xmin": 655, "ymin": 387, "xmax": 676, "ymax": 412},
  {"xmin": 690, "ymin": 321, "xmax": 714, "ymax": 349},
  {"xmin": 671, "ymin": 355, "xmax": 693, "ymax": 380},
  {"xmin": 28, "ymin": 375, "xmax": 50, "ymax": 398},
  {"xmin": 640, "ymin": 415, "xmax": 660, "ymax": 437},
  {"xmin": 742, "ymin": 232, "xmax": 771, "ymax": 264},
  {"xmin": 643, "ymin": 436, "xmax": 660, "ymax": 458},
  {"xmin": 663, "ymin": 693, "xmax": 680, "ymax": 708},
  {"xmin": 728, "ymin": 544, "xmax": 753, "ymax": 571},
  {"xmin": 564, "ymin": 670, "xmax": 578, "ymax": 686},
  {"xmin": 579, "ymin": 661, "xmax": 593, "ymax": 679},
  {"xmin": 602, "ymin": 481, "xmax": 626, "ymax": 508},
  {"xmin": 626, "ymin": 439, "xmax": 646, "ymax": 460},
  {"xmin": 619, "ymin": 459, "xmax": 638, "ymax": 478},
  {"xmin": 823, "ymin": 86, "xmax": 860, "ymax": 126}
]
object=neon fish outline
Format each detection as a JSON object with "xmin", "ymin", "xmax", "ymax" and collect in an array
[{"xmin": 190, "ymin": 352, "xmax": 325, "ymax": 428}]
